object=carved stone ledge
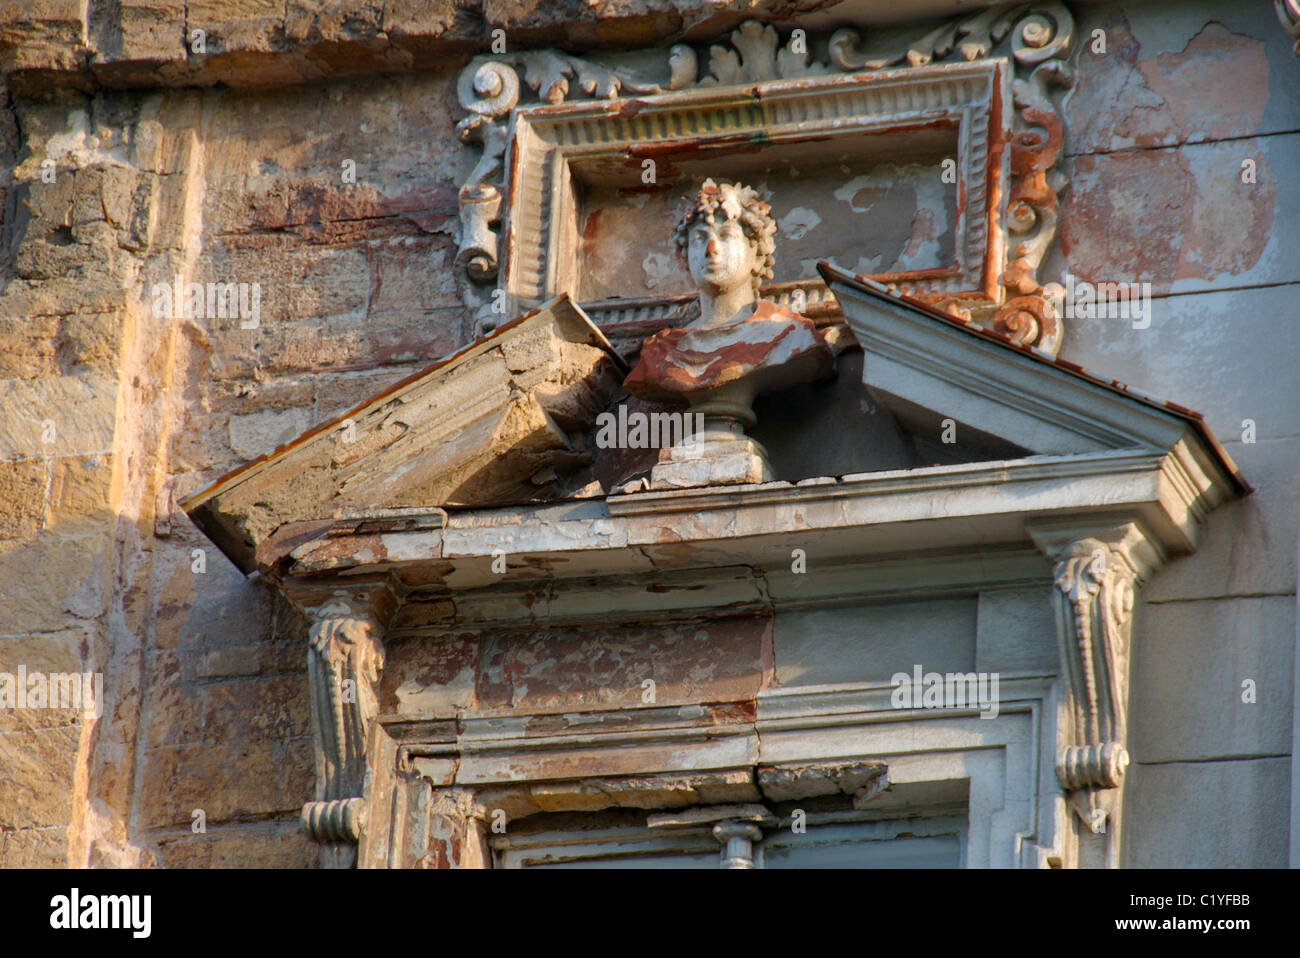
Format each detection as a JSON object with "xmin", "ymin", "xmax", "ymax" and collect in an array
[
  {"xmin": 1027, "ymin": 520, "xmax": 1165, "ymax": 868},
  {"xmin": 757, "ymin": 760, "xmax": 888, "ymax": 806}
]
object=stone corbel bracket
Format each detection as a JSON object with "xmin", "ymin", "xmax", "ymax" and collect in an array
[
  {"xmin": 1028, "ymin": 520, "xmax": 1165, "ymax": 867},
  {"xmin": 452, "ymin": 2, "xmax": 1076, "ymax": 354},
  {"xmin": 290, "ymin": 580, "xmax": 399, "ymax": 868}
]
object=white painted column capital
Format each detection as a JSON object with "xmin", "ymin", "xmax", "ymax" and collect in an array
[{"xmin": 713, "ymin": 821, "xmax": 764, "ymax": 869}]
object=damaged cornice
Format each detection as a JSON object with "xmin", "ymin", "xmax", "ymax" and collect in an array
[{"xmin": 179, "ymin": 295, "xmax": 625, "ymax": 575}]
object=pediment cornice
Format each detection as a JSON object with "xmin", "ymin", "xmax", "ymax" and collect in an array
[
  {"xmin": 821, "ymin": 260, "xmax": 1246, "ymax": 488},
  {"xmin": 274, "ymin": 447, "xmax": 1235, "ymax": 599},
  {"xmin": 180, "ymin": 295, "xmax": 626, "ymax": 574}
]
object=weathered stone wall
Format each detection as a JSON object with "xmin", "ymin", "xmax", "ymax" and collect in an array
[
  {"xmin": 0, "ymin": 60, "xmax": 474, "ymax": 868},
  {"xmin": 0, "ymin": 0, "xmax": 1295, "ymax": 867}
]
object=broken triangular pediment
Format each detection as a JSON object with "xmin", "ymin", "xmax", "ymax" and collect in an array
[
  {"xmin": 184, "ymin": 273, "xmax": 1247, "ymax": 580},
  {"xmin": 181, "ymin": 296, "xmax": 626, "ymax": 574},
  {"xmin": 818, "ymin": 261, "xmax": 1247, "ymax": 495}
]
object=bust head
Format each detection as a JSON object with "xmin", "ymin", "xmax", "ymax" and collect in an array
[{"xmin": 674, "ymin": 179, "xmax": 777, "ymax": 302}]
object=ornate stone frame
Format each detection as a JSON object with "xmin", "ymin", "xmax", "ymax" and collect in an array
[
  {"xmin": 500, "ymin": 60, "xmax": 1007, "ymax": 328},
  {"xmin": 454, "ymin": 3, "xmax": 1076, "ymax": 354}
]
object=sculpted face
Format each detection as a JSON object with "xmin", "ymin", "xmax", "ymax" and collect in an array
[{"xmin": 687, "ymin": 215, "xmax": 757, "ymax": 297}]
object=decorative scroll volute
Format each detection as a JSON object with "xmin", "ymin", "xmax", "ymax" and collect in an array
[
  {"xmin": 1277, "ymin": 0, "xmax": 1300, "ymax": 56},
  {"xmin": 299, "ymin": 592, "xmax": 391, "ymax": 868},
  {"xmin": 1050, "ymin": 539, "xmax": 1136, "ymax": 772},
  {"xmin": 1028, "ymin": 521, "xmax": 1164, "ymax": 866}
]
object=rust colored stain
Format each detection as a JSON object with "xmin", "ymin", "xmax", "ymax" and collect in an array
[
  {"xmin": 1066, "ymin": 16, "xmax": 1268, "ymax": 153},
  {"xmin": 501, "ymin": 126, "xmax": 525, "ymax": 282},
  {"xmin": 623, "ymin": 301, "xmax": 834, "ymax": 403},
  {"xmin": 626, "ymin": 132, "xmax": 779, "ymax": 172},
  {"xmin": 1001, "ymin": 100, "xmax": 1063, "ymax": 303},
  {"xmin": 727, "ymin": 699, "xmax": 758, "ymax": 723},
  {"xmin": 901, "ymin": 207, "xmax": 938, "ymax": 261},
  {"xmin": 248, "ymin": 182, "xmax": 456, "ymax": 231},
  {"xmin": 379, "ymin": 632, "xmax": 480, "ymax": 715},
  {"xmin": 1008, "ymin": 108, "xmax": 1061, "ymax": 214},
  {"xmin": 255, "ymin": 519, "xmax": 335, "ymax": 569},
  {"xmin": 610, "ymin": 98, "xmax": 648, "ymax": 119},
  {"xmin": 395, "ymin": 560, "xmax": 457, "ymax": 589},
  {"xmin": 1139, "ymin": 24, "xmax": 1268, "ymax": 141},
  {"xmin": 522, "ymin": 700, "xmax": 751, "ymax": 734},
  {"xmin": 872, "ymin": 266, "xmax": 960, "ymax": 284},
  {"xmin": 293, "ymin": 532, "xmax": 389, "ymax": 571},
  {"xmin": 982, "ymin": 61, "xmax": 1005, "ymax": 301},
  {"xmin": 476, "ymin": 615, "xmax": 774, "ymax": 712},
  {"xmin": 580, "ymin": 200, "xmax": 683, "ymax": 298},
  {"xmin": 422, "ymin": 839, "xmax": 452, "ymax": 870},
  {"xmin": 1060, "ymin": 144, "xmax": 1274, "ymax": 290},
  {"xmin": 757, "ymin": 613, "xmax": 775, "ymax": 692},
  {"xmin": 851, "ymin": 186, "xmax": 886, "ymax": 210},
  {"xmin": 1161, "ymin": 399, "xmax": 1201, "ymax": 418},
  {"xmin": 1059, "ymin": 150, "xmax": 1185, "ymax": 290},
  {"xmin": 1172, "ymin": 139, "xmax": 1275, "ymax": 282},
  {"xmin": 372, "ymin": 326, "xmax": 463, "ymax": 366},
  {"xmin": 582, "ymin": 206, "xmax": 604, "ymax": 247}
]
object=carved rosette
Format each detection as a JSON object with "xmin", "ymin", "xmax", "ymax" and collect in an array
[
  {"xmin": 1029, "ymin": 522, "xmax": 1164, "ymax": 868},
  {"xmin": 301, "ymin": 595, "xmax": 388, "ymax": 868}
]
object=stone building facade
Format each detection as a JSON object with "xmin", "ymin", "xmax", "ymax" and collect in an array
[{"xmin": 0, "ymin": 0, "xmax": 1296, "ymax": 868}]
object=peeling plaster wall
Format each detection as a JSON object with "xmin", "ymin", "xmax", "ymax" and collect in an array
[
  {"xmin": 0, "ymin": 0, "xmax": 1296, "ymax": 868},
  {"xmin": 578, "ymin": 151, "xmax": 957, "ymax": 299},
  {"xmin": 1049, "ymin": 2, "xmax": 1300, "ymax": 868}
]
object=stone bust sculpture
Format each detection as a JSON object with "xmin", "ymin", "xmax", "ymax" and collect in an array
[
  {"xmin": 675, "ymin": 179, "xmax": 777, "ymax": 329},
  {"xmin": 622, "ymin": 178, "xmax": 836, "ymax": 488}
]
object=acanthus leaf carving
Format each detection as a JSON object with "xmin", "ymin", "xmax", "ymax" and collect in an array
[
  {"xmin": 699, "ymin": 19, "xmax": 828, "ymax": 85},
  {"xmin": 830, "ymin": 5, "xmax": 1018, "ymax": 71}
]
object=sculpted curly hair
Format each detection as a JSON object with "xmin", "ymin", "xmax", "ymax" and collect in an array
[{"xmin": 673, "ymin": 179, "xmax": 777, "ymax": 294}]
